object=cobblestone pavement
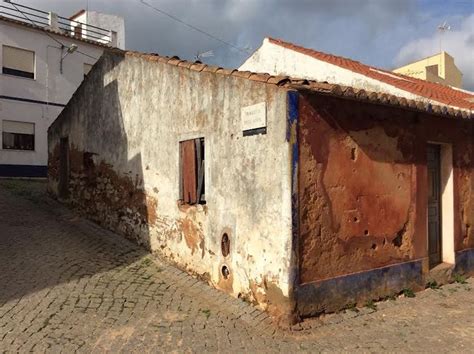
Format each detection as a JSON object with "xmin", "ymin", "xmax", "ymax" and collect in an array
[{"xmin": 1, "ymin": 180, "xmax": 474, "ymax": 353}]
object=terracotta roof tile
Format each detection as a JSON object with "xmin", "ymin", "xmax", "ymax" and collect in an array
[
  {"xmin": 268, "ymin": 37, "xmax": 474, "ymax": 111},
  {"xmin": 104, "ymin": 49, "xmax": 472, "ymax": 119},
  {"xmin": 69, "ymin": 9, "xmax": 86, "ymax": 20}
]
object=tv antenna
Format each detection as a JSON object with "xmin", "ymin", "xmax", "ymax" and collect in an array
[
  {"xmin": 195, "ymin": 50, "xmax": 214, "ymax": 62},
  {"xmin": 437, "ymin": 21, "xmax": 451, "ymax": 52}
]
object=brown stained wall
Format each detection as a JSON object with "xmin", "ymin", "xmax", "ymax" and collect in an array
[
  {"xmin": 298, "ymin": 92, "xmax": 474, "ymax": 284},
  {"xmin": 48, "ymin": 143, "xmax": 157, "ymax": 248}
]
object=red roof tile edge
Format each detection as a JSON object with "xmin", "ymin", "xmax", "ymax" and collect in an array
[{"xmin": 267, "ymin": 37, "xmax": 474, "ymax": 112}]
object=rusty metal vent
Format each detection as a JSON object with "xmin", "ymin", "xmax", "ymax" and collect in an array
[
  {"xmin": 221, "ymin": 233, "xmax": 230, "ymax": 257},
  {"xmin": 221, "ymin": 265, "xmax": 230, "ymax": 279}
]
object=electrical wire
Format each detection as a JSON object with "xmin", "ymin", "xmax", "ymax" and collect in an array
[{"xmin": 137, "ymin": 0, "xmax": 251, "ymax": 54}]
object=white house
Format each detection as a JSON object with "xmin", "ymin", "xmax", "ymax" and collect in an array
[
  {"xmin": 240, "ymin": 37, "xmax": 474, "ymax": 113},
  {"xmin": 0, "ymin": 1, "xmax": 125, "ymax": 177}
]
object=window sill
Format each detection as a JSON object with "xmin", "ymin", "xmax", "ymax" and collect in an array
[
  {"xmin": 1, "ymin": 148, "xmax": 36, "ymax": 152},
  {"xmin": 1, "ymin": 73, "xmax": 36, "ymax": 81},
  {"xmin": 177, "ymin": 200, "xmax": 208, "ymax": 212}
]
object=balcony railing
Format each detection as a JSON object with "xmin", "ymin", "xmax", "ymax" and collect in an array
[{"xmin": 0, "ymin": 1, "xmax": 114, "ymax": 46}]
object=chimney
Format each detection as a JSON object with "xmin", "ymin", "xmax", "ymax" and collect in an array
[
  {"xmin": 48, "ymin": 12, "xmax": 59, "ymax": 31},
  {"xmin": 110, "ymin": 30, "xmax": 118, "ymax": 47}
]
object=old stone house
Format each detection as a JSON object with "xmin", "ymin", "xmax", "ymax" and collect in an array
[{"xmin": 48, "ymin": 49, "xmax": 473, "ymax": 323}]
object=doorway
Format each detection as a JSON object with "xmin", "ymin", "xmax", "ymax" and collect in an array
[
  {"xmin": 427, "ymin": 144, "xmax": 442, "ymax": 268},
  {"xmin": 58, "ymin": 137, "xmax": 69, "ymax": 199}
]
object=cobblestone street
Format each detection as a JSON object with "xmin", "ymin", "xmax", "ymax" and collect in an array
[{"xmin": 1, "ymin": 180, "xmax": 474, "ymax": 353}]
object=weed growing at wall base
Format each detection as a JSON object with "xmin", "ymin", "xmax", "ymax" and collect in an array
[
  {"xmin": 453, "ymin": 274, "xmax": 467, "ymax": 284},
  {"xmin": 364, "ymin": 300, "xmax": 377, "ymax": 311},
  {"xmin": 401, "ymin": 288, "xmax": 416, "ymax": 298},
  {"xmin": 426, "ymin": 280, "xmax": 440, "ymax": 290}
]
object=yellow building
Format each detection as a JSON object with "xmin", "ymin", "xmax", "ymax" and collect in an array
[{"xmin": 393, "ymin": 51, "xmax": 463, "ymax": 88}]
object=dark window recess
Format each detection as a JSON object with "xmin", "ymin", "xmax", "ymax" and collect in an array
[
  {"xmin": 243, "ymin": 127, "xmax": 267, "ymax": 137},
  {"xmin": 180, "ymin": 138, "xmax": 205, "ymax": 205},
  {"xmin": 2, "ymin": 132, "xmax": 34, "ymax": 150},
  {"xmin": 2, "ymin": 67, "xmax": 34, "ymax": 79}
]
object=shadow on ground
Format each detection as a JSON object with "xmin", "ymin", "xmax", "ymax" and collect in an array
[{"xmin": 0, "ymin": 179, "xmax": 148, "ymax": 305}]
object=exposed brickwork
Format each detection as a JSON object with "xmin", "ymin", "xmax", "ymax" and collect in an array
[{"xmin": 0, "ymin": 180, "xmax": 474, "ymax": 351}]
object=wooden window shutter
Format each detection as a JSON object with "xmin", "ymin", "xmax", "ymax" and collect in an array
[{"xmin": 181, "ymin": 140, "xmax": 197, "ymax": 204}]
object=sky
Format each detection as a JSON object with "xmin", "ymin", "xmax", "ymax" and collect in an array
[{"xmin": 16, "ymin": 0, "xmax": 474, "ymax": 90}]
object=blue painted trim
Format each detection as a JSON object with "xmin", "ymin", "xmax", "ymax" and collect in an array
[
  {"xmin": 296, "ymin": 260, "xmax": 424, "ymax": 317},
  {"xmin": 0, "ymin": 164, "xmax": 47, "ymax": 177},
  {"xmin": 287, "ymin": 91, "xmax": 300, "ymax": 294},
  {"xmin": 454, "ymin": 248, "xmax": 474, "ymax": 275}
]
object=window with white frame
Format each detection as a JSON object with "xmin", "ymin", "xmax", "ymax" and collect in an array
[
  {"xmin": 2, "ymin": 120, "xmax": 35, "ymax": 150},
  {"xmin": 2, "ymin": 45, "xmax": 35, "ymax": 79}
]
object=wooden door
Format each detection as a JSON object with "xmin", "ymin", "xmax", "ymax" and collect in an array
[
  {"xmin": 58, "ymin": 137, "xmax": 69, "ymax": 199},
  {"xmin": 427, "ymin": 144, "xmax": 442, "ymax": 268}
]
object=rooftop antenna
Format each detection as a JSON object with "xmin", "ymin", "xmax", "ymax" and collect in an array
[
  {"xmin": 195, "ymin": 49, "xmax": 214, "ymax": 62},
  {"xmin": 437, "ymin": 21, "xmax": 451, "ymax": 53}
]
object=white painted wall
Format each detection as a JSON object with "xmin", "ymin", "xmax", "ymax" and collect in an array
[
  {"xmin": 240, "ymin": 38, "xmax": 468, "ymax": 111},
  {"xmin": 440, "ymin": 143, "xmax": 455, "ymax": 264},
  {"xmin": 0, "ymin": 19, "xmax": 104, "ymax": 170}
]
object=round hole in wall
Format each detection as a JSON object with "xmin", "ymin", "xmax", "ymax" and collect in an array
[
  {"xmin": 221, "ymin": 233, "xmax": 230, "ymax": 257},
  {"xmin": 364, "ymin": 229, "xmax": 369, "ymax": 236},
  {"xmin": 221, "ymin": 265, "xmax": 230, "ymax": 279}
]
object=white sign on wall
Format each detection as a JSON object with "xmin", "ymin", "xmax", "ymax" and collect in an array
[{"xmin": 241, "ymin": 102, "xmax": 266, "ymax": 131}]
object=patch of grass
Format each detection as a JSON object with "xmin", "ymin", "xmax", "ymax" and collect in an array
[
  {"xmin": 201, "ymin": 309, "xmax": 211, "ymax": 319},
  {"xmin": 141, "ymin": 257, "xmax": 152, "ymax": 266},
  {"xmin": 384, "ymin": 293, "xmax": 397, "ymax": 301},
  {"xmin": 344, "ymin": 302, "xmax": 359, "ymax": 313},
  {"xmin": 426, "ymin": 280, "xmax": 440, "ymax": 290},
  {"xmin": 364, "ymin": 300, "xmax": 377, "ymax": 311},
  {"xmin": 401, "ymin": 288, "xmax": 416, "ymax": 298},
  {"xmin": 453, "ymin": 273, "xmax": 467, "ymax": 284}
]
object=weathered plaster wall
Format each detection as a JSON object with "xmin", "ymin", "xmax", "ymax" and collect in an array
[
  {"xmin": 48, "ymin": 51, "xmax": 294, "ymax": 321},
  {"xmin": 297, "ymin": 92, "xmax": 473, "ymax": 314},
  {"xmin": 298, "ymin": 94, "xmax": 422, "ymax": 282}
]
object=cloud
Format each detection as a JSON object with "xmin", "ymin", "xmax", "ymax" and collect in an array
[
  {"xmin": 395, "ymin": 15, "xmax": 474, "ymax": 90},
  {"xmin": 18, "ymin": 0, "xmax": 415, "ymax": 66}
]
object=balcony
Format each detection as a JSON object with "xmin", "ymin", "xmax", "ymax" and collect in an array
[{"xmin": 0, "ymin": 1, "xmax": 115, "ymax": 46}]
